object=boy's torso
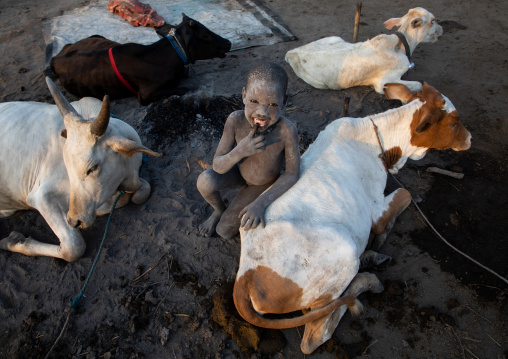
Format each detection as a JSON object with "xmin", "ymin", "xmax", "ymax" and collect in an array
[{"xmin": 233, "ymin": 111, "xmax": 286, "ymax": 186}]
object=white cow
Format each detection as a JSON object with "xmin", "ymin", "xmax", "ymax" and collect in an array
[
  {"xmin": 285, "ymin": 7, "xmax": 443, "ymax": 93},
  {"xmin": 233, "ymin": 83, "xmax": 471, "ymax": 354},
  {"xmin": 0, "ymin": 78, "xmax": 160, "ymax": 261}
]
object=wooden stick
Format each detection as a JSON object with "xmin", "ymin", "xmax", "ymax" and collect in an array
[
  {"xmin": 353, "ymin": 2, "xmax": 362, "ymax": 43},
  {"xmin": 132, "ymin": 251, "xmax": 170, "ymax": 282},
  {"xmin": 450, "ymin": 327, "xmax": 465, "ymax": 359},
  {"xmin": 426, "ymin": 167, "xmax": 464, "ymax": 179},
  {"xmin": 465, "ymin": 348, "xmax": 479, "ymax": 359},
  {"xmin": 485, "ymin": 332, "xmax": 501, "ymax": 347}
]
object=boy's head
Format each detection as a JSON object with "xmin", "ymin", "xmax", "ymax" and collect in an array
[{"xmin": 242, "ymin": 62, "xmax": 288, "ymax": 131}]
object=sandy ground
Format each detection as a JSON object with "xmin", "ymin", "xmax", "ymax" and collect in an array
[{"xmin": 0, "ymin": 0, "xmax": 507, "ymax": 358}]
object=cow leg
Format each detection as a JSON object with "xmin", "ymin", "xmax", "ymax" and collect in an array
[
  {"xmin": 0, "ymin": 225, "xmax": 84, "ymax": 262},
  {"xmin": 360, "ymin": 250, "xmax": 391, "ymax": 270},
  {"xmin": 96, "ymin": 178, "xmax": 151, "ymax": 216},
  {"xmin": 131, "ymin": 178, "xmax": 152, "ymax": 204},
  {"xmin": 96, "ymin": 191, "xmax": 132, "ymax": 216},
  {"xmin": 0, "ymin": 191, "xmax": 86, "ymax": 261},
  {"xmin": 300, "ymin": 272, "xmax": 383, "ymax": 354},
  {"xmin": 370, "ymin": 188, "xmax": 411, "ymax": 250}
]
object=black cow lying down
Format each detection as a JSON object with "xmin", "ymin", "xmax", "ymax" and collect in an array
[{"xmin": 50, "ymin": 14, "xmax": 231, "ymax": 105}]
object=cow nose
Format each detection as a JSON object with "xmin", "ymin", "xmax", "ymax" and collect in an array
[{"xmin": 68, "ymin": 217, "xmax": 82, "ymax": 228}]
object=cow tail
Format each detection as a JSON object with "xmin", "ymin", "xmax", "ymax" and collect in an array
[{"xmin": 233, "ymin": 279, "xmax": 362, "ymax": 329}]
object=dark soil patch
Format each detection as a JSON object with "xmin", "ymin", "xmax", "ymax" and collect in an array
[
  {"xmin": 409, "ymin": 149, "xmax": 508, "ymax": 299},
  {"xmin": 142, "ymin": 94, "xmax": 243, "ymax": 149}
]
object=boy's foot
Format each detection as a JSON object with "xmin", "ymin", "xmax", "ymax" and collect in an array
[{"xmin": 199, "ymin": 210, "xmax": 223, "ymax": 237}]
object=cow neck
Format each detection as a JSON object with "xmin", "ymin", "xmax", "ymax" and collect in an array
[
  {"xmin": 366, "ymin": 100, "xmax": 424, "ymax": 172},
  {"xmin": 369, "ymin": 117, "xmax": 388, "ymax": 173},
  {"xmin": 165, "ymin": 28, "xmax": 191, "ymax": 65},
  {"xmin": 394, "ymin": 32, "xmax": 411, "ymax": 61},
  {"xmin": 108, "ymin": 48, "xmax": 138, "ymax": 95}
]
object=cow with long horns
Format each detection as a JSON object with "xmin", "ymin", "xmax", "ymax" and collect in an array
[{"xmin": 0, "ymin": 78, "xmax": 160, "ymax": 261}]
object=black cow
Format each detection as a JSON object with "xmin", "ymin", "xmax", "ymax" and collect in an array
[{"xmin": 49, "ymin": 14, "xmax": 231, "ymax": 105}]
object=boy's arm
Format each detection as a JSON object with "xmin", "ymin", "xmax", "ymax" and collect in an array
[
  {"xmin": 239, "ymin": 121, "xmax": 301, "ymax": 230},
  {"xmin": 213, "ymin": 113, "xmax": 265, "ymax": 174}
]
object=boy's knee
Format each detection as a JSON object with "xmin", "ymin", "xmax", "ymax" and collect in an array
[
  {"xmin": 197, "ymin": 169, "xmax": 215, "ymax": 193},
  {"xmin": 216, "ymin": 220, "xmax": 239, "ymax": 239}
]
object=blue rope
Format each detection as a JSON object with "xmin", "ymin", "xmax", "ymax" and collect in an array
[
  {"xmin": 71, "ymin": 191, "xmax": 125, "ymax": 311},
  {"xmin": 165, "ymin": 34, "xmax": 188, "ymax": 64}
]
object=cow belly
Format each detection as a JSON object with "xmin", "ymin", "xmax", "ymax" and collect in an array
[
  {"xmin": 286, "ymin": 37, "xmax": 364, "ymax": 90},
  {"xmin": 0, "ymin": 102, "xmax": 65, "ymax": 211},
  {"xmin": 239, "ymin": 222, "xmax": 362, "ymax": 311}
]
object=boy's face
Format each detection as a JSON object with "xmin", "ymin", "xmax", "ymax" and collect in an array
[{"xmin": 242, "ymin": 79, "xmax": 285, "ymax": 131}]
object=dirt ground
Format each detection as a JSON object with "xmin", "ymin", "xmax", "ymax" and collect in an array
[{"xmin": 0, "ymin": 0, "xmax": 507, "ymax": 358}]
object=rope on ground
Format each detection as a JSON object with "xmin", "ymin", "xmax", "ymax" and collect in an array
[
  {"xmin": 390, "ymin": 174, "xmax": 508, "ymax": 285},
  {"xmin": 44, "ymin": 191, "xmax": 125, "ymax": 359}
]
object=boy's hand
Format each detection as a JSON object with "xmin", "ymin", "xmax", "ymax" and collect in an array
[
  {"xmin": 239, "ymin": 201, "xmax": 266, "ymax": 230},
  {"xmin": 236, "ymin": 125, "xmax": 265, "ymax": 158}
]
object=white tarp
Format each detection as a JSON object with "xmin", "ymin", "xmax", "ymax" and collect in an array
[{"xmin": 43, "ymin": 0, "xmax": 295, "ymax": 64}]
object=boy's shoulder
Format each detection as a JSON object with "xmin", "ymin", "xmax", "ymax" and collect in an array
[
  {"xmin": 224, "ymin": 110, "xmax": 246, "ymax": 128},
  {"xmin": 277, "ymin": 116, "xmax": 298, "ymax": 134},
  {"xmin": 227, "ymin": 110, "xmax": 245, "ymax": 121}
]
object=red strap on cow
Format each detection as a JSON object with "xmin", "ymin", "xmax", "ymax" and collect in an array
[{"xmin": 108, "ymin": 48, "xmax": 138, "ymax": 95}]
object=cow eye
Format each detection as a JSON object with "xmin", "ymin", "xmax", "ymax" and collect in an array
[
  {"xmin": 250, "ymin": 99, "xmax": 258, "ymax": 104},
  {"xmin": 269, "ymin": 103, "xmax": 279, "ymax": 107},
  {"xmin": 86, "ymin": 165, "xmax": 98, "ymax": 176}
]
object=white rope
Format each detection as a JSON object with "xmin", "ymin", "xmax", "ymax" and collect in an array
[{"xmin": 391, "ymin": 174, "xmax": 508, "ymax": 286}]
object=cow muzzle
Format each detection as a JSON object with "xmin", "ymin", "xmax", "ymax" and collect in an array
[
  {"xmin": 453, "ymin": 132, "xmax": 472, "ymax": 151},
  {"xmin": 67, "ymin": 211, "xmax": 95, "ymax": 229},
  {"xmin": 67, "ymin": 215, "xmax": 83, "ymax": 229}
]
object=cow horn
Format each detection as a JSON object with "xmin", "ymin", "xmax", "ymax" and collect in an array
[
  {"xmin": 45, "ymin": 77, "xmax": 78, "ymax": 118},
  {"xmin": 90, "ymin": 95, "xmax": 111, "ymax": 138}
]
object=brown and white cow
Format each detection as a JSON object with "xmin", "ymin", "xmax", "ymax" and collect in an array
[
  {"xmin": 233, "ymin": 83, "xmax": 471, "ymax": 354},
  {"xmin": 285, "ymin": 7, "xmax": 443, "ymax": 93}
]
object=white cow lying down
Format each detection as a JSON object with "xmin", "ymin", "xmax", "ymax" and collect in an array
[
  {"xmin": 0, "ymin": 78, "xmax": 160, "ymax": 262},
  {"xmin": 233, "ymin": 83, "xmax": 471, "ymax": 354},
  {"xmin": 285, "ymin": 7, "xmax": 443, "ymax": 93}
]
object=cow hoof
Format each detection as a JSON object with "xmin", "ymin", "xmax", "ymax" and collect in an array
[
  {"xmin": 0, "ymin": 231, "xmax": 28, "ymax": 250},
  {"xmin": 348, "ymin": 272, "xmax": 384, "ymax": 295},
  {"xmin": 131, "ymin": 178, "xmax": 151, "ymax": 204},
  {"xmin": 371, "ymin": 232, "xmax": 388, "ymax": 251},
  {"xmin": 360, "ymin": 250, "xmax": 391, "ymax": 269}
]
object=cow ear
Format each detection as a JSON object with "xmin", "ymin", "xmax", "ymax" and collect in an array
[
  {"xmin": 384, "ymin": 83, "xmax": 414, "ymax": 104},
  {"xmin": 411, "ymin": 18, "xmax": 423, "ymax": 28},
  {"xmin": 415, "ymin": 114, "xmax": 433, "ymax": 134},
  {"xmin": 384, "ymin": 17, "xmax": 402, "ymax": 29},
  {"xmin": 106, "ymin": 137, "xmax": 161, "ymax": 158},
  {"xmin": 61, "ymin": 129, "xmax": 67, "ymax": 138}
]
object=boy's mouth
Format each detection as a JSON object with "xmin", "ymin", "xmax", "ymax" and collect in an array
[{"xmin": 253, "ymin": 117, "xmax": 269, "ymax": 128}]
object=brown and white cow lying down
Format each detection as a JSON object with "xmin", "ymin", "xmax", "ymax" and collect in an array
[
  {"xmin": 49, "ymin": 14, "xmax": 231, "ymax": 105},
  {"xmin": 233, "ymin": 83, "xmax": 471, "ymax": 354},
  {"xmin": 285, "ymin": 7, "xmax": 443, "ymax": 94},
  {"xmin": 0, "ymin": 78, "xmax": 160, "ymax": 262}
]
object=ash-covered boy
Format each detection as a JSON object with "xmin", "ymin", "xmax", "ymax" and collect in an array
[{"xmin": 197, "ymin": 62, "xmax": 300, "ymax": 239}]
